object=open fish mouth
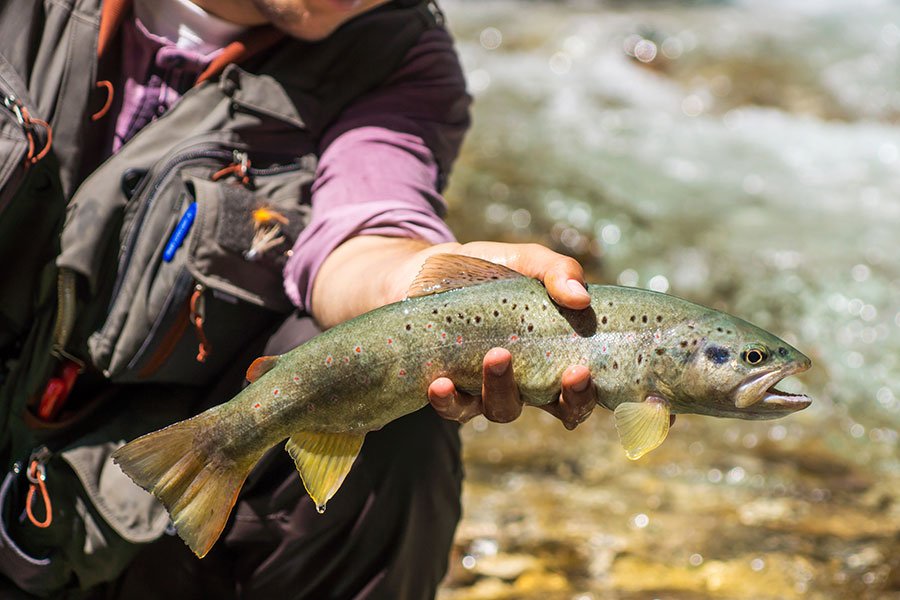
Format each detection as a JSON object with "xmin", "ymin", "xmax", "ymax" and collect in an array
[{"xmin": 734, "ymin": 359, "xmax": 812, "ymax": 416}]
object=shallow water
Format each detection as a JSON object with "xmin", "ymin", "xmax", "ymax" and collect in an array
[{"xmin": 436, "ymin": 1, "xmax": 900, "ymax": 598}]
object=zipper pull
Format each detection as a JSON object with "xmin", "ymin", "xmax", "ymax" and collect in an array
[
  {"xmin": 25, "ymin": 447, "xmax": 52, "ymax": 528},
  {"xmin": 211, "ymin": 150, "xmax": 251, "ymax": 185},
  {"xmin": 2, "ymin": 94, "xmax": 52, "ymax": 167},
  {"xmin": 189, "ymin": 283, "xmax": 210, "ymax": 363}
]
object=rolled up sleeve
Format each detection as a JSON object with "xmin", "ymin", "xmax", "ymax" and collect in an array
[{"xmin": 283, "ymin": 28, "xmax": 471, "ymax": 311}]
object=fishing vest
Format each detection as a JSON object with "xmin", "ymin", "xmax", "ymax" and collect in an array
[{"xmin": 0, "ymin": 0, "xmax": 444, "ymax": 593}]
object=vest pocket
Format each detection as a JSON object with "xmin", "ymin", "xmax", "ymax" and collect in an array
[{"xmin": 88, "ymin": 145, "xmax": 314, "ymax": 385}]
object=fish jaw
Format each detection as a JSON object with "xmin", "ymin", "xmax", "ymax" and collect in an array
[{"xmin": 733, "ymin": 355, "xmax": 812, "ymax": 418}]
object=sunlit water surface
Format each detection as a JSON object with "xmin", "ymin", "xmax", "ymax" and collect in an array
[{"xmin": 436, "ymin": 1, "xmax": 900, "ymax": 598}]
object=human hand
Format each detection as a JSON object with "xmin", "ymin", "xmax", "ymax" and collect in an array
[
  {"xmin": 428, "ymin": 350, "xmax": 596, "ymax": 429},
  {"xmin": 418, "ymin": 241, "xmax": 597, "ymax": 429}
]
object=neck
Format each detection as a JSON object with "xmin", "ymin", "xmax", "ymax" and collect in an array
[{"xmin": 190, "ymin": 0, "xmax": 269, "ymax": 25}]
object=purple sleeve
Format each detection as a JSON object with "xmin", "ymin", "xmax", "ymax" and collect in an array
[{"xmin": 283, "ymin": 28, "xmax": 471, "ymax": 311}]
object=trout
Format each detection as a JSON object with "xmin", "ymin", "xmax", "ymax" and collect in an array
[{"xmin": 113, "ymin": 254, "xmax": 812, "ymax": 557}]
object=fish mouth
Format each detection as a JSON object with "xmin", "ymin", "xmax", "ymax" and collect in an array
[{"xmin": 734, "ymin": 359, "xmax": 812, "ymax": 417}]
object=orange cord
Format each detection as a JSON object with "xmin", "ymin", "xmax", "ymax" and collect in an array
[
  {"xmin": 211, "ymin": 160, "xmax": 251, "ymax": 186},
  {"xmin": 189, "ymin": 288, "xmax": 210, "ymax": 363},
  {"xmin": 25, "ymin": 460, "xmax": 52, "ymax": 528},
  {"xmin": 91, "ymin": 80, "xmax": 114, "ymax": 121},
  {"xmin": 16, "ymin": 104, "xmax": 53, "ymax": 168}
]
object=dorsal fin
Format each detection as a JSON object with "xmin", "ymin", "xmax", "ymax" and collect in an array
[
  {"xmin": 406, "ymin": 254, "xmax": 525, "ymax": 299},
  {"xmin": 246, "ymin": 355, "xmax": 280, "ymax": 383}
]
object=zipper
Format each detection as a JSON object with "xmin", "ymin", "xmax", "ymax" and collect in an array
[
  {"xmin": 111, "ymin": 144, "xmax": 234, "ymax": 302},
  {"xmin": 129, "ymin": 268, "xmax": 194, "ymax": 377}
]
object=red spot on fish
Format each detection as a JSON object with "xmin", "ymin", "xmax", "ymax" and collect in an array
[
  {"xmin": 572, "ymin": 332, "xmax": 578, "ymax": 338},
  {"xmin": 426, "ymin": 323, "xmax": 433, "ymax": 330},
  {"xmin": 293, "ymin": 375, "xmax": 300, "ymax": 382},
  {"xmin": 426, "ymin": 361, "xmax": 433, "ymax": 367},
  {"xmin": 545, "ymin": 351, "xmax": 551, "ymax": 358},
  {"xmin": 343, "ymin": 356, "xmax": 350, "ymax": 364},
  {"xmin": 398, "ymin": 369, "xmax": 407, "ymax": 377},
  {"xmin": 387, "ymin": 338, "xmax": 393, "ymax": 345},
  {"xmin": 441, "ymin": 332, "xmax": 447, "ymax": 339},
  {"xmin": 253, "ymin": 403, "xmax": 261, "ymax": 409},
  {"xmin": 273, "ymin": 389, "xmax": 279, "ymax": 396},
  {"xmin": 456, "ymin": 335, "xmax": 463, "ymax": 344},
  {"xmin": 355, "ymin": 346, "xmax": 361, "ymax": 353},
  {"xmin": 654, "ymin": 332, "xmax": 661, "ymax": 340},
  {"xmin": 509, "ymin": 335, "xmax": 519, "ymax": 342},
  {"xmin": 602, "ymin": 345, "xmax": 608, "ymax": 354},
  {"xmin": 325, "ymin": 355, "xmax": 333, "ymax": 366}
]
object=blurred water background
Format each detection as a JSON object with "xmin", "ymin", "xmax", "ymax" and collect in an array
[{"xmin": 435, "ymin": 1, "xmax": 900, "ymax": 598}]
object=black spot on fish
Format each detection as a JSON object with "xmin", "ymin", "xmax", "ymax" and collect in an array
[
  {"xmin": 458, "ymin": 313, "xmax": 464, "ymax": 319},
  {"xmin": 608, "ymin": 301, "xmax": 613, "ymax": 307},
  {"xmin": 502, "ymin": 298, "xmax": 508, "ymax": 304},
  {"xmin": 520, "ymin": 315, "xmax": 526, "ymax": 323},
  {"xmin": 432, "ymin": 309, "xmax": 438, "ymax": 315},
  {"xmin": 630, "ymin": 315, "xmax": 636, "ymax": 322},
  {"xmin": 717, "ymin": 327, "xmax": 724, "ymax": 333},
  {"xmin": 778, "ymin": 346, "xmax": 788, "ymax": 357},
  {"xmin": 493, "ymin": 310, "xmax": 499, "ymax": 317},
  {"xmin": 601, "ymin": 316, "xmax": 608, "ymax": 325},
  {"xmin": 727, "ymin": 330, "xmax": 732, "ymax": 335},
  {"xmin": 680, "ymin": 341, "xmax": 688, "ymax": 348},
  {"xmin": 635, "ymin": 378, "xmax": 640, "ymax": 384},
  {"xmin": 475, "ymin": 316, "xmax": 482, "ymax": 324},
  {"xmin": 405, "ymin": 324, "xmax": 411, "ymax": 331},
  {"xmin": 613, "ymin": 360, "xmax": 619, "ymax": 370},
  {"xmin": 705, "ymin": 346, "xmax": 730, "ymax": 364},
  {"xmin": 525, "ymin": 304, "xmax": 529, "ymax": 311},
  {"xmin": 656, "ymin": 315, "xmax": 663, "ymax": 323},
  {"xmin": 512, "ymin": 303, "xmax": 517, "ymax": 310},
  {"xmin": 656, "ymin": 348, "xmax": 665, "ymax": 355},
  {"xmin": 642, "ymin": 315, "xmax": 648, "ymax": 324},
  {"xmin": 527, "ymin": 324, "xmax": 534, "ymax": 332},
  {"xmin": 692, "ymin": 340, "xmax": 698, "ymax": 346},
  {"xmin": 446, "ymin": 316, "xmax": 452, "ymax": 323},
  {"xmin": 637, "ymin": 354, "xmax": 643, "ymax": 364}
]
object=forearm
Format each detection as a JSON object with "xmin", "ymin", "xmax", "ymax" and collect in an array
[{"xmin": 310, "ymin": 236, "xmax": 460, "ymax": 329}]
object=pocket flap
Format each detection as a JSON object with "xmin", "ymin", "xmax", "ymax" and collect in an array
[
  {"xmin": 60, "ymin": 443, "xmax": 170, "ymax": 544},
  {"xmin": 186, "ymin": 176, "xmax": 309, "ymax": 312}
]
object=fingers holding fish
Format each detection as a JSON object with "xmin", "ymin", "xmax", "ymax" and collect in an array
[
  {"xmin": 427, "ymin": 348, "xmax": 526, "ymax": 424},
  {"xmin": 480, "ymin": 347, "xmax": 524, "ymax": 423},
  {"xmin": 428, "ymin": 377, "xmax": 482, "ymax": 423},
  {"xmin": 429, "ymin": 241, "xmax": 592, "ymax": 310},
  {"xmin": 539, "ymin": 365, "xmax": 596, "ymax": 430}
]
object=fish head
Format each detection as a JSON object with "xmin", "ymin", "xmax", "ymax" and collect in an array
[{"xmin": 659, "ymin": 314, "xmax": 812, "ymax": 420}]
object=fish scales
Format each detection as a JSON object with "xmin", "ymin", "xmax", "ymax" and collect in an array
[{"xmin": 113, "ymin": 254, "xmax": 812, "ymax": 558}]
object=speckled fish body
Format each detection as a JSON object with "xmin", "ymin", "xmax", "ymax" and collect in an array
[{"xmin": 112, "ymin": 255, "xmax": 812, "ymax": 558}]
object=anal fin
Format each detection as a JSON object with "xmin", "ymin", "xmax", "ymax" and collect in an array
[
  {"xmin": 614, "ymin": 396, "xmax": 671, "ymax": 460},
  {"xmin": 286, "ymin": 431, "xmax": 365, "ymax": 512}
]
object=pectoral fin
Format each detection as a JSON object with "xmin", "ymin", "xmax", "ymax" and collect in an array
[
  {"xmin": 246, "ymin": 355, "xmax": 280, "ymax": 383},
  {"xmin": 285, "ymin": 431, "xmax": 365, "ymax": 512},
  {"xmin": 614, "ymin": 397, "xmax": 671, "ymax": 460}
]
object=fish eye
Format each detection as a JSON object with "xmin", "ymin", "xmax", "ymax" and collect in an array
[{"xmin": 742, "ymin": 345, "xmax": 769, "ymax": 365}]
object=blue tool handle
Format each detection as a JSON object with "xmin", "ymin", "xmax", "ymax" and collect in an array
[{"xmin": 163, "ymin": 202, "xmax": 197, "ymax": 262}]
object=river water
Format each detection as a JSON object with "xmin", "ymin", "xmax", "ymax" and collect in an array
[{"xmin": 435, "ymin": 1, "xmax": 900, "ymax": 598}]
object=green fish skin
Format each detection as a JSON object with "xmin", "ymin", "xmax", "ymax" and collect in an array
[{"xmin": 112, "ymin": 254, "xmax": 812, "ymax": 558}]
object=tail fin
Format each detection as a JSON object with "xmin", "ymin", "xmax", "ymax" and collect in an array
[{"xmin": 112, "ymin": 413, "xmax": 263, "ymax": 558}]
